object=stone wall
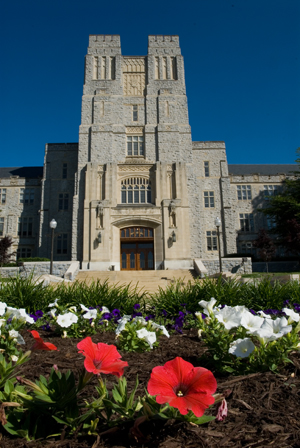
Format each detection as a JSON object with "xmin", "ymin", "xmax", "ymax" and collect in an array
[
  {"xmin": 0, "ymin": 262, "xmax": 78, "ymax": 279},
  {"xmin": 201, "ymin": 257, "xmax": 252, "ymax": 276}
]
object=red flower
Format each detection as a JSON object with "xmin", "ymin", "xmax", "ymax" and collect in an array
[
  {"xmin": 77, "ymin": 337, "xmax": 128, "ymax": 377},
  {"xmin": 29, "ymin": 330, "xmax": 58, "ymax": 351},
  {"xmin": 147, "ymin": 357, "xmax": 217, "ymax": 417}
]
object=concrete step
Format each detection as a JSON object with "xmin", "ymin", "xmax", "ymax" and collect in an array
[{"xmin": 75, "ymin": 269, "xmax": 197, "ymax": 294}]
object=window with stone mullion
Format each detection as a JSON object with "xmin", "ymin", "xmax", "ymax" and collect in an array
[{"xmin": 127, "ymin": 136, "xmax": 144, "ymax": 156}]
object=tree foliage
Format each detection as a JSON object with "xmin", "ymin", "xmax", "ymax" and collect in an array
[
  {"xmin": 253, "ymin": 229, "xmax": 276, "ymax": 272},
  {"xmin": 0, "ymin": 236, "xmax": 16, "ymax": 267},
  {"xmin": 262, "ymin": 149, "xmax": 300, "ymax": 256}
]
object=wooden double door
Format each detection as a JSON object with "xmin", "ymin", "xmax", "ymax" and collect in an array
[{"xmin": 120, "ymin": 227, "xmax": 154, "ymax": 271}]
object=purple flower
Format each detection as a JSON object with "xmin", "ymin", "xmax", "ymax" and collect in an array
[
  {"xmin": 145, "ymin": 314, "xmax": 155, "ymax": 321},
  {"xmin": 175, "ymin": 316, "xmax": 184, "ymax": 327},
  {"xmin": 250, "ymin": 309, "xmax": 256, "ymax": 315},
  {"xmin": 102, "ymin": 313, "xmax": 112, "ymax": 320},
  {"xmin": 133, "ymin": 304, "xmax": 141, "ymax": 310},
  {"xmin": 283, "ymin": 300, "xmax": 290, "ymax": 306},
  {"xmin": 162, "ymin": 310, "xmax": 168, "ymax": 317},
  {"xmin": 132, "ymin": 312, "xmax": 142, "ymax": 318},
  {"xmin": 35, "ymin": 310, "xmax": 44, "ymax": 318},
  {"xmin": 178, "ymin": 311, "xmax": 185, "ymax": 318},
  {"xmin": 112, "ymin": 309, "xmax": 121, "ymax": 317},
  {"xmin": 180, "ymin": 303, "xmax": 187, "ymax": 307}
]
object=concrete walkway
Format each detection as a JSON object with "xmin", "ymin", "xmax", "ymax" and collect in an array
[{"xmin": 75, "ymin": 269, "xmax": 197, "ymax": 295}]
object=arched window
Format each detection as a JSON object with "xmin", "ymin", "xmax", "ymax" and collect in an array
[{"xmin": 121, "ymin": 178, "xmax": 151, "ymax": 204}]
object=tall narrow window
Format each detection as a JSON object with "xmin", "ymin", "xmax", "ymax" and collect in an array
[
  {"xmin": 101, "ymin": 56, "xmax": 106, "ymax": 79},
  {"xmin": 18, "ymin": 217, "xmax": 33, "ymax": 237},
  {"xmin": 204, "ymin": 161, "xmax": 209, "ymax": 177},
  {"xmin": 127, "ymin": 136, "xmax": 144, "ymax": 156},
  {"xmin": 20, "ymin": 188, "xmax": 34, "ymax": 205},
  {"xmin": 132, "ymin": 105, "xmax": 138, "ymax": 121},
  {"xmin": 204, "ymin": 191, "xmax": 215, "ymax": 208},
  {"xmin": 237, "ymin": 185, "xmax": 252, "ymax": 200},
  {"xmin": 165, "ymin": 101, "xmax": 170, "ymax": 117},
  {"xmin": 155, "ymin": 57, "xmax": 159, "ymax": 79},
  {"xmin": 62, "ymin": 163, "xmax": 67, "ymax": 179},
  {"xmin": 170, "ymin": 57, "xmax": 177, "ymax": 80},
  {"xmin": 58, "ymin": 193, "xmax": 69, "ymax": 211},
  {"xmin": 110, "ymin": 57, "xmax": 115, "ymax": 80},
  {"xmin": 0, "ymin": 217, "xmax": 4, "ymax": 236},
  {"xmin": 100, "ymin": 101, "xmax": 104, "ymax": 116},
  {"xmin": 57, "ymin": 234, "xmax": 68, "ymax": 254},
  {"xmin": 93, "ymin": 56, "xmax": 98, "ymax": 79},
  {"xmin": 0, "ymin": 189, "xmax": 6, "ymax": 204},
  {"xmin": 239, "ymin": 213, "xmax": 254, "ymax": 232},
  {"xmin": 162, "ymin": 57, "xmax": 167, "ymax": 79},
  {"xmin": 206, "ymin": 231, "xmax": 218, "ymax": 251}
]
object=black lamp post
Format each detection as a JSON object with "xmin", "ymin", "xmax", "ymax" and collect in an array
[
  {"xmin": 50, "ymin": 219, "xmax": 57, "ymax": 275},
  {"xmin": 215, "ymin": 217, "xmax": 222, "ymax": 274}
]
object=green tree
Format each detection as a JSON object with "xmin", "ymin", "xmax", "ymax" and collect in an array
[
  {"xmin": 262, "ymin": 149, "xmax": 300, "ymax": 256},
  {"xmin": 253, "ymin": 229, "xmax": 276, "ymax": 273},
  {"xmin": 0, "ymin": 236, "xmax": 16, "ymax": 267}
]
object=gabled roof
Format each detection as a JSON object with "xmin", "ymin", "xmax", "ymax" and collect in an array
[
  {"xmin": 0, "ymin": 167, "xmax": 43, "ymax": 179},
  {"xmin": 228, "ymin": 164, "xmax": 298, "ymax": 176}
]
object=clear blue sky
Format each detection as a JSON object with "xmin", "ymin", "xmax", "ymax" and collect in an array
[{"xmin": 1, "ymin": 0, "xmax": 299, "ymax": 167}]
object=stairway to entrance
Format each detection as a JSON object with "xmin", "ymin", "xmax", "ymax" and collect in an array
[{"xmin": 75, "ymin": 270, "xmax": 197, "ymax": 295}]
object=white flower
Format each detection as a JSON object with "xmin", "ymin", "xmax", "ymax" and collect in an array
[
  {"xmin": 0, "ymin": 302, "xmax": 7, "ymax": 316},
  {"xmin": 214, "ymin": 306, "xmax": 241, "ymax": 330},
  {"xmin": 101, "ymin": 306, "xmax": 110, "ymax": 313},
  {"xmin": 6, "ymin": 306, "xmax": 18, "ymax": 318},
  {"xmin": 252, "ymin": 328, "xmax": 277, "ymax": 344},
  {"xmin": 240, "ymin": 312, "xmax": 263, "ymax": 334},
  {"xmin": 282, "ymin": 308, "xmax": 300, "ymax": 324},
  {"xmin": 0, "ymin": 319, "xmax": 6, "ymax": 327},
  {"xmin": 133, "ymin": 316, "xmax": 147, "ymax": 326},
  {"xmin": 198, "ymin": 329, "xmax": 203, "ymax": 338},
  {"xmin": 11, "ymin": 355, "xmax": 18, "ymax": 362},
  {"xmin": 198, "ymin": 297, "xmax": 217, "ymax": 316},
  {"xmin": 68, "ymin": 306, "xmax": 77, "ymax": 313},
  {"xmin": 136, "ymin": 328, "xmax": 157, "ymax": 349},
  {"xmin": 48, "ymin": 299, "xmax": 59, "ymax": 308},
  {"xmin": 62, "ymin": 331, "xmax": 68, "ymax": 338},
  {"xmin": 195, "ymin": 311, "xmax": 203, "ymax": 322},
  {"xmin": 80, "ymin": 304, "xmax": 89, "ymax": 312},
  {"xmin": 48, "ymin": 308, "xmax": 57, "ymax": 319},
  {"xmin": 83, "ymin": 309, "xmax": 98, "ymax": 320},
  {"xmin": 56, "ymin": 312, "xmax": 78, "ymax": 328},
  {"xmin": 229, "ymin": 338, "xmax": 255, "ymax": 358},
  {"xmin": 234, "ymin": 305, "xmax": 249, "ymax": 315},
  {"xmin": 15, "ymin": 308, "xmax": 34, "ymax": 324},
  {"xmin": 150, "ymin": 322, "xmax": 170, "ymax": 337},
  {"xmin": 261, "ymin": 316, "xmax": 292, "ymax": 339},
  {"xmin": 8, "ymin": 330, "xmax": 25, "ymax": 345},
  {"xmin": 115, "ymin": 315, "xmax": 131, "ymax": 335}
]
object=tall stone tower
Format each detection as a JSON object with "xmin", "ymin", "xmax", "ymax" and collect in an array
[{"xmin": 72, "ymin": 35, "xmax": 193, "ymax": 270}]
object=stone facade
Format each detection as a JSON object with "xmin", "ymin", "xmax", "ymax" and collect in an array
[{"xmin": 0, "ymin": 35, "xmax": 296, "ymax": 272}]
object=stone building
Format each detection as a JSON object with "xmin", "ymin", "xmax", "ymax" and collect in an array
[{"xmin": 0, "ymin": 35, "xmax": 296, "ymax": 271}]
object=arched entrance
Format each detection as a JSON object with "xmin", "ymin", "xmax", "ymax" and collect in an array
[{"xmin": 120, "ymin": 227, "xmax": 154, "ymax": 270}]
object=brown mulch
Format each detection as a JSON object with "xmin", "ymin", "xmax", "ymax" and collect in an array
[{"xmin": 0, "ymin": 328, "xmax": 300, "ymax": 448}]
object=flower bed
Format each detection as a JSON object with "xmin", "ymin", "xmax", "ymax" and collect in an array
[
  {"xmin": 1, "ymin": 329, "xmax": 299, "ymax": 448},
  {"xmin": 0, "ymin": 277, "xmax": 300, "ymax": 447}
]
